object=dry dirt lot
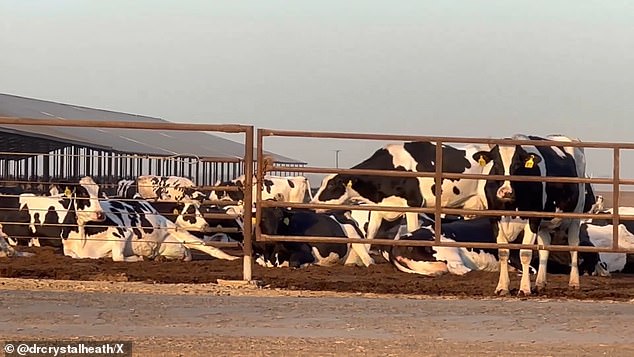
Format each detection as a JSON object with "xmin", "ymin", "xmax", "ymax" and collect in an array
[
  {"xmin": 0, "ymin": 278, "xmax": 633, "ymax": 356},
  {"xmin": 1, "ymin": 247, "xmax": 634, "ymax": 356}
]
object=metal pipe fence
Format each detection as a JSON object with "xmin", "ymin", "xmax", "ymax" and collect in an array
[
  {"xmin": 0, "ymin": 117, "xmax": 255, "ymax": 279},
  {"xmin": 255, "ymin": 128, "xmax": 634, "ymax": 265},
  {"xmin": 2, "ymin": 118, "xmax": 633, "ymax": 284}
]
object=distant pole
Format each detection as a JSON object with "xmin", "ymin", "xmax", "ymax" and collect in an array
[{"xmin": 334, "ymin": 150, "xmax": 341, "ymax": 168}]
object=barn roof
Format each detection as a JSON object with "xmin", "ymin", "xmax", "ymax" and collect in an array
[{"xmin": 0, "ymin": 93, "xmax": 304, "ymax": 164}]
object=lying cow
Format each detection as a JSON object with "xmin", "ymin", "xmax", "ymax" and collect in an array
[
  {"xmin": 385, "ymin": 217, "xmax": 602, "ymax": 277},
  {"xmin": 191, "ymin": 204, "xmax": 245, "ymax": 243},
  {"xmin": 109, "ymin": 177, "xmax": 210, "ymax": 233},
  {"xmin": 210, "ymin": 175, "xmax": 312, "ymax": 204},
  {"xmin": 257, "ymin": 206, "xmax": 374, "ymax": 268},
  {"xmin": 116, "ymin": 175, "xmax": 207, "ymax": 202},
  {"xmin": 584, "ymin": 207, "xmax": 634, "ymax": 273},
  {"xmin": 62, "ymin": 198, "xmax": 238, "ymax": 262},
  {"xmin": 0, "ymin": 177, "xmax": 105, "ymax": 248},
  {"xmin": 310, "ymin": 141, "xmax": 490, "ymax": 241}
]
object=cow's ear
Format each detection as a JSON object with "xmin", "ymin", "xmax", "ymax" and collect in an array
[
  {"xmin": 472, "ymin": 151, "xmax": 491, "ymax": 167},
  {"xmin": 214, "ymin": 180, "xmax": 221, "ymax": 186},
  {"xmin": 523, "ymin": 154, "xmax": 542, "ymax": 169}
]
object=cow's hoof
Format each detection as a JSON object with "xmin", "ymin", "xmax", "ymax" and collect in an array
[
  {"xmin": 518, "ymin": 289, "xmax": 532, "ymax": 297},
  {"xmin": 495, "ymin": 288, "xmax": 509, "ymax": 296},
  {"xmin": 534, "ymin": 284, "xmax": 547, "ymax": 294},
  {"xmin": 568, "ymin": 284, "xmax": 580, "ymax": 290}
]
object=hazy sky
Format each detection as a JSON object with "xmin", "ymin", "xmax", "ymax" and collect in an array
[{"xmin": 1, "ymin": 1, "xmax": 633, "ymax": 181}]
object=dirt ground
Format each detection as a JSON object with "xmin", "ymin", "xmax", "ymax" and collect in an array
[
  {"xmin": 1, "ymin": 246, "xmax": 634, "ymax": 356},
  {"xmin": 0, "ymin": 278, "xmax": 633, "ymax": 356},
  {"xmin": 2, "ymin": 246, "xmax": 634, "ymax": 301}
]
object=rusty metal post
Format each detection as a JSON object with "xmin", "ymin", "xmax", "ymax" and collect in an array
[
  {"xmin": 254, "ymin": 129, "xmax": 265, "ymax": 254},
  {"xmin": 434, "ymin": 141, "xmax": 444, "ymax": 243},
  {"xmin": 242, "ymin": 126, "xmax": 255, "ymax": 282},
  {"xmin": 612, "ymin": 147, "xmax": 620, "ymax": 250}
]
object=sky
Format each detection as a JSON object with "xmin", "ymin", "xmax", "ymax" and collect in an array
[{"xmin": 1, "ymin": 1, "xmax": 634, "ymax": 184}]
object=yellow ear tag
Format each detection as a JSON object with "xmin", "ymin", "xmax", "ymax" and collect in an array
[
  {"xmin": 283, "ymin": 217, "xmax": 290, "ymax": 225},
  {"xmin": 173, "ymin": 208, "xmax": 180, "ymax": 215},
  {"xmin": 525, "ymin": 155, "xmax": 535, "ymax": 169},
  {"xmin": 346, "ymin": 180, "xmax": 352, "ymax": 188},
  {"xmin": 478, "ymin": 155, "xmax": 486, "ymax": 167},
  {"xmin": 64, "ymin": 187, "xmax": 72, "ymax": 197},
  {"xmin": 251, "ymin": 217, "xmax": 257, "ymax": 226}
]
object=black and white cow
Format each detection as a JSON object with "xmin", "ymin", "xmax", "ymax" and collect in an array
[
  {"xmin": 62, "ymin": 198, "xmax": 238, "ymax": 262},
  {"xmin": 386, "ymin": 216, "xmax": 601, "ymax": 277},
  {"xmin": 0, "ymin": 177, "xmax": 105, "ymax": 248},
  {"xmin": 191, "ymin": 204, "xmax": 245, "ymax": 243},
  {"xmin": 474, "ymin": 134, "xmax": 587, "ymax": 295},
  {"xmin": 210, "ymin": 175, "xmax": 312, "ymax": 204},
  {"xmin": 310, "ymin": 142, "xmax": 490, "ymax": 242},
  {"xmin": 583, "ymin": 207, "xmax": 634, "ymax": 274},
  {"xmin": 578, "ymin": 222, "xmax": 634, "ymax": 274},
  {"xmin": 257, "ymin": 206, "xmax": 374, "ymax": 268},
  {"xmin": 110, "ymin": 176, "xmax": 209, "ymax": 233},
  {"xmin": 143, "ymin": 201, "xmax": 209, "ymax": 232},
  {"xmin": 116, "ymin": 175, "xmax": 207, "ymax": 202}
]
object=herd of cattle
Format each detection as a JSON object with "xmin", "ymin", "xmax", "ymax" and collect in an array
[{"xmin": 1, "ymin": 134, "xmax": 633, "ymax": 295}]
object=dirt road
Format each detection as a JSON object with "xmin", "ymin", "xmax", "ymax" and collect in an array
[{"xmin": 1, "ymin": 278, "xmax": 633, "ymax": 356}]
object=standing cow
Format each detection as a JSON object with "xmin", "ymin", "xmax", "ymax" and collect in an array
[
  {"xmin": 311, "ymin": 142, "xmax": 490, "ymax": 241},
  {"xmin": 474, "ymin": 134, "xmax": 587, "ymax": 295}
]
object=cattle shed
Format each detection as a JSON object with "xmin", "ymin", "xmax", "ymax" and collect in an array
[{"xmin": 0, "ymin": 93, "xmax": 305, "ymax": 187}]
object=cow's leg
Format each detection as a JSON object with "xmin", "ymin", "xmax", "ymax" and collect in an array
[
  {"xmin": 171, "ymin": 231, "xmax": 239, "ymax": 261},
  {"xmin": 534, "ymin": 230, "xmax": 551, "ymax": 292},
  {"xmin": 495, "ymin": 230, "xmax": 511, "ymax": 296},
  {"xmin": 567, "ymin": 220, "xmax": 581, "ymax": 289},
  {"xmin": 519, "ymin": 224, "xmax": 538, "ymax": 296},
  {"xmin": 111, "ymin": 235, "xmax": 144, "ymax": 262},
  {"xmin": 405, "ymin": 212, "xmax": 419, "ymax": 233},
  {"xmin": 365, "ymin": 211, "xmax": 382, "ymax": 240},
  {"xmin": 349, "ymin": 243, "xmax": 374, "ymax": 266}
]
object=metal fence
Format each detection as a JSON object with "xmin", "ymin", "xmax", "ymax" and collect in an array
[
  {"xmin": 253, "ymin": 128, "xmax": 634, "ymax": 278},
  {"xmin": 0, "ymin": 117, "xmax": 256, "ymax": 280},
  {"xmin": 1, "ymin": 118, "xmax": 633, "ymax": 283}
]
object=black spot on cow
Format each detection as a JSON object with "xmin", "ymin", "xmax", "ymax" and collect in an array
[
  {"xmin": 263, "ymin": 179, "xmax": 274, "ymax": 194},
  {"xmin": 111, "ymin": 201, "xmax": 126, "ymax": 210},
  {"xmin": 453, "ymin": 186, "xmax": 460, "ymax": 195}
]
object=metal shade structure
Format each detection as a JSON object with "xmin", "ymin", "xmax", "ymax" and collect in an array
[{"xmin": 0, "ymin": 93, "xmax": 305, "ymax": 185}]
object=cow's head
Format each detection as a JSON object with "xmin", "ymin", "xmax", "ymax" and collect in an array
[
  {"xmin": 473, "ymin": 144, "xmax": 542, "ymax": 204},
  {"xmin": 209, "ymin": 180, "xmax": 245, "ymax": 203},
  {"xmin": 170, "ymin": 202, "xmax": 207, "ymax": 232},
  {"xmin": 259, "ymin": 206, "xmax": 287, "ymax": 236},
  {"xmin": 311, "ymin": 174, "xmax": 357, "ymax": 208},
  {"xmin": 66, "ymin": 176, "xmax": 106, "ymax": 224}
]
